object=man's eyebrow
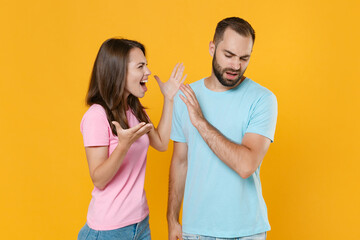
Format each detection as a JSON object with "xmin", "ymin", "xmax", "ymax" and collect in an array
[
  {"xmin": 224, "ymin": 50, "xmax": 250, "ymax": 58},
  {"xmin": 240, "ymin": 55, "xmax": 251, "ymax": 59},
  {"xmin": 224, "ymin": 50, "xmax": 236, "ymax": 56}
]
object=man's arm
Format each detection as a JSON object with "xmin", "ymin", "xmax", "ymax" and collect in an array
[
  {"xmin": 167, "ymin": 141, "xmax": 188, "ymax": 240},
  {"xmin": 179, "ymin": 84, "xmax": 271, "ymax": 179}
]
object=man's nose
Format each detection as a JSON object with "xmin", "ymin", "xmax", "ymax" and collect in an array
[{"xmin": 231, "ymin": 59, "xmax": 241, "ymax": 70}]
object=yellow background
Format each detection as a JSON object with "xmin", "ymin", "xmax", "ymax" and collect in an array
[{"xmin": 1, "ymin": 0, "xmax": 359, "ymax": 239}]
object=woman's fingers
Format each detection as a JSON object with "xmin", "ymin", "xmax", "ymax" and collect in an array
[
  {"xmin": 134, "ymin": 123, "xmax": 153, "ymax": 138},
  {"xmin": 113, "ymin": 121, "xmax": 152, "ymax": 145},
  {"xmin": 174, "ymin": 64, "xmax": 184, "ymax": 81},
  {"xmin": 111, "ymin": 121, "xmax": 122, "ymax": 131},
  {"xmin": 154, "ymin": 75, "xmax": 162, "ymax": 87},
  {"xmin": 172, "ymin": 63, "xmax": 185, "ymax": 82},
  {"xmin": 157, "ymin": 62, "xmax": 185, "ymax": 85},
  {"xmin": 170, "ymin": 63, "xmax": 180, "ymax": 79},
  {"xmin": 179, "ymin": 74, "xmax": 187, "ymax": 85},
  {"xmin": 128, "ymin": 122, "xmax": 147, "ymax": 134}
]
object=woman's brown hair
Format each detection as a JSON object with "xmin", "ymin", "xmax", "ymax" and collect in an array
[{"xmin": 86, "ymin": 38, "xmax": 150, "ymax": 136}]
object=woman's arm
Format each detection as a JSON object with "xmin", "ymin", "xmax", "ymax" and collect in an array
[
  {"xmin": 86, "ymin": 122, "xmax": 152, "ymax": 190},
  {"xmin": 148, "ymin": 63, "xmax": 186, "ymax": 151}
]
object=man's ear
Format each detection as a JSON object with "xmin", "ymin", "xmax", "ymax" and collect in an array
[{"xmin": 209, "ymin": 41, "xmax": 215, "ymax": 57}]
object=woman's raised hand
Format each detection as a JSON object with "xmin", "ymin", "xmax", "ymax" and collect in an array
[
  {"xmin": 112, "ymin": 121, "xmax": 153, "ymax": 147},
  {"xmin": 154, "ymin": 63, "xmax": 187, "ymax": 101}
]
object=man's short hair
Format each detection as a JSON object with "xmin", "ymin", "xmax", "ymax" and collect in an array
[{"xmin": 213, "ymin": 17, "xmax": 255, "ymax": 45}]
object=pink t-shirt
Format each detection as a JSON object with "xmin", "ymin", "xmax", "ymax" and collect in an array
[{"xmin": 80, "ymin": 104, "xmax": 149, "ymax": 230}]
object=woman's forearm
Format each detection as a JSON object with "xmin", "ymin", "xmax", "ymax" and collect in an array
[
  {"xmin": 149, "ymin": 97, "xmax": 174, "ymax": 151},
  {"xmin": 87, "ymin": 143, "xmax": 130, "ymax": 190}
]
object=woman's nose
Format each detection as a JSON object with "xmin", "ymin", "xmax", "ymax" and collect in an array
[{"xmin": 145, "ymin": 66, "xmax": 151, "ymax": 75}]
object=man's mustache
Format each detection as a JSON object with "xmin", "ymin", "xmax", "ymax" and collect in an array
[{"xmin": 223, "ymin": 68, "xmax": 240, "ymax": 73}]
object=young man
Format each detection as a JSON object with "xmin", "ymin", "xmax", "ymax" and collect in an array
[{"xmin": 167, "ymin": 17, "xmax": 278, "ymax": 240}]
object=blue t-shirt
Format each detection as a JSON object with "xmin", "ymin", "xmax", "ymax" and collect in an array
[{"xmin": 170, "ymin": 78, "xmax": 278, "ymax": 237}]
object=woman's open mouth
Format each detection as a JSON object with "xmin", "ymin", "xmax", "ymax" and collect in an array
[
  {"xmin": 140, "ymin": 79, "xmax": 147, "ymax": 86},
  {"xmin": 140, "ymin": 79, "xmax": 148, "ymax": 92}
]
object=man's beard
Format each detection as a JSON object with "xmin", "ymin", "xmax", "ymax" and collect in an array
[{"xmin": 212, "ymin": 53, "xmax": 245, "ymax": 87}]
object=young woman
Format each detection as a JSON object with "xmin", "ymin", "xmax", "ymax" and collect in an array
[{"xmin": 78, "ymin": 38, "xmax": 186, "ymax": 240}]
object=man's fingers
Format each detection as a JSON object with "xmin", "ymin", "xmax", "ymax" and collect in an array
[
  {"xmin": 180, "ymin": 85, "xmax": 196, "ymax": 104},
  {"xmin": 185, "ymin": 84, "xmax": 196, "ymax": 95},
  {"xmin": 185, "ymin": 84, "xmax": 198, "ymax": 103},
  {"xmin": 177, "ymin": 229, "xmax": 183, "ymax": 240},
  {"xmin": 179, "ymin": 94, "xmax": 189, "ymax": 106},
  {"xmin": 170, "ymin": 233, "xmax": 182, "ymax": 240},
  {"xmin": 180, "ymin": 88, "xmax": 193, "ymax": 105}
]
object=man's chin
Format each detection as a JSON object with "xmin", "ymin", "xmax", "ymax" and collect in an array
[
  {"xmin": 219, "ymin": 80, "xmax": 236, "ymax": 87},
  {"xmin": 220, "ymin": 77, "xmax": 242, "ymax": 87}
]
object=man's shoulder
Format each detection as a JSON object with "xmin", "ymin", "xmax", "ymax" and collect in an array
[{"xmin": 244, "ymin": 78, "xmax": 276, "ymax": 98}]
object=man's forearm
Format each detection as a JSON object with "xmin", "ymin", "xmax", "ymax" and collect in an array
[
  {"xmin": 179, "ymin": 83, "xmax": 266, "ymax": 179},
  {"xmin": 195, "ymin": 118, "xmax": 254, "ymax": 178}
]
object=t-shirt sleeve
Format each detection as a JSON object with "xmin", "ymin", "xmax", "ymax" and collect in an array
[
  {"xmin": 245, "ymin": 92, "xmax": 278, "ymax": 142},
  {"xmin": 170, "ymin": 94, "xmax": 187, "ymax": 143},
  {"xmin": 80, "ymin": 107, "xmax": 110, "ymax": 147}
]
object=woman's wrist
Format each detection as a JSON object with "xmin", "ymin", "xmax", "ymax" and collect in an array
[
  {"xmin": 115, "ymin": 141, "xmax": 131, "ymax": 152},
  {"xmin": 163, "ymin": 95, "xmax": 175, "ymax": 103}
]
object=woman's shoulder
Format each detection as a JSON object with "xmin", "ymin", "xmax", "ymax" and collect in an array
[
  {"xmin": 84, "ymin": 104, "xmax": 107, "ymax": 118},
  {"xmin": 80, "ymin": 104, "xmax": 113, "ymax": 146},
  {"xmin": 80, "ymin": 104, "xmax": 109, "ymax": 130}
]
